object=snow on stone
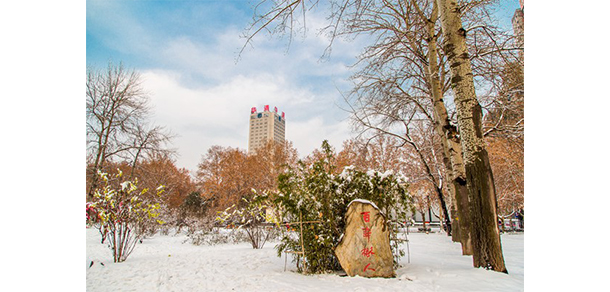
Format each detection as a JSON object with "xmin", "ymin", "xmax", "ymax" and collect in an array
[{"xmin": 348, "ymin": 198, "xmax": 381, "ymax": 212}]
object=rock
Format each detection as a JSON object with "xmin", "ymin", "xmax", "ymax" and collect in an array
[{"xmin": 335, "ymin": 199, "xmax": 395, "ymax": 278}]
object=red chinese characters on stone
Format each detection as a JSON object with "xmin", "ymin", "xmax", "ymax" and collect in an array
[
  {"xmin": 362, "ymin": 226, "xmax": 371, "ymax": 241},
  {"xmin": 335, "ymin": 200, "xmax": 395, "ymax": 277},
  {"xmin": 361, "ymin": 211, "xmax": 370, "ymax": 223},
  {"xmin": 361, "ymin": 246, "xmax": 375, "ymax": 258}
]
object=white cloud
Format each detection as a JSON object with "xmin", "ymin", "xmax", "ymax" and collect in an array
[
  {"xmin": 141, "ymin": 69, "xmax": 353, "ymax": 172},
  {"xmin": 157, "ymin": 24, "xmax": 358, "ymax": 89},
  {"xmin": 288, "ymin": 116, "xmax": 353, "ymax": 157}
]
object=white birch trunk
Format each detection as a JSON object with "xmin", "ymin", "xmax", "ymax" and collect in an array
[
  {"xmin": 418, "ymin": 1, "xmax": 472, "ymax": 255},
  {"xmin": 435, "ymin": 0, "xmax": 507, "ymax": 273}
]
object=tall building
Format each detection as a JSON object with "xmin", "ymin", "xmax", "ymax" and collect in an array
[
  {"xmin": 512, "ymin": 1, "xmax": 524, "ymax": 49},
  {"xmin": 248, "ymin": 105, "xmax": 286, "ymax": 154}
]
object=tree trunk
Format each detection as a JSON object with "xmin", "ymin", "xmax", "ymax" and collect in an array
[
  {"xmin": 436, "ymin": 0, "xmax": 507, "ymax": 273},
  {"xmin": 421, "ymin": 2, "xmax": 472, "ymax": 255},
  {"xmin": 453, "ymin": 178, "xmax": 472, "ymax": 255},
  {"xmin": 421, "ymin": 209, "xmax": 427, "ymax": 232},
  {"xmin": 434, "ymin": 185, "xmax": 451, "ymax": 235}
]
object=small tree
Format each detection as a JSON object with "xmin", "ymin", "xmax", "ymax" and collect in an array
[{"xmin": 87, "ymin": 170, "xmax": 165, "ymax": 262}]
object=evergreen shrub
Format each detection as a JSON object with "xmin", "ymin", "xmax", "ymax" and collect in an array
[{"xmin": 262, "ymin": 141, "xmax": 414, "ymax": 273}]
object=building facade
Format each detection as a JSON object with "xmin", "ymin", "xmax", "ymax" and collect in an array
[
  {"xmin": 512, "ymin": 1, "xmax": 524, "ymax": 49},
  {"xmin": 248, "ymin": 105, "xmax": 286, "ymax": 154}
]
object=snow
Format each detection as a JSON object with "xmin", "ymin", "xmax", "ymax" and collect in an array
[
  {"xmin": 347, "ymin": 198, "xmax": 381, "ymax": 212},
  {"xmin": 379, "ymin": 170, "xmax": 394, "ymax": 180},
  {"xmin": 87, "ymin": 228, "xmax": 523, "ymax": 291},
  {"xmin": 339, "ymin": 165, "xmax": 356, "ymax": 181}
]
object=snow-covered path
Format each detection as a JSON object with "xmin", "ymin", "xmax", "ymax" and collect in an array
[{"xmin": 86, "ymin": 228, "xmax": 523, "ymax": 291}]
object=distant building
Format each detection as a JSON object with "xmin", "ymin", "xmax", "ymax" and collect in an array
[
  {"xmin": 248, "ymin": 105, "xmax": 286, "ymax": 154},
  {"xmin": 512, "ymin": 1, "xmax": 524, "ymax": 49}
]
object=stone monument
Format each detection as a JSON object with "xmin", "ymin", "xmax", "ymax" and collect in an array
[{"xmin": 335, "ymin": 199, "xmax": 395, "ymax": 278}]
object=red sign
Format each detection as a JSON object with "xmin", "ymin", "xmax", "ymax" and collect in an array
[
  {"xmin": 282, "ymin": 112, "xmax": 285, "ymax": 119},
  {"xmin": 264, "ymin": 105, "xmax": 269, "ymax": 111},
  {"xmin": 251, "ymin": 107, "xmax": 257, "ymax": 114}
]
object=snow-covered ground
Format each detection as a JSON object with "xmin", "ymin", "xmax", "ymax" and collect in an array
[{"xmin": 86, "ymin": 228, "xmax": 523, "ymax": 291}]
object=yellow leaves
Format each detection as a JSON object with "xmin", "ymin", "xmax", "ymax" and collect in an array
[
  {"xmin": 155, "ymin": 185, "xmax": 165, "ymax": 196},
  {"xmin": 97, "ymin": 169, "xmax": 109, "ymax": 182},
  {"xmin": 148, "ymin": 209, "xmax": 158, "ymax": 218},
  {"xmin": 216, "ymin": 204, "xmax": 236, "ymax": 223},
  {"xmin": 91, "ymin": 171, "xmax": 166, "ymax": 230},
  {"xmin": 98, "ymin": 212, "xmax": 109, "ymax": 224},
  {"xmin": 128, "ymin": 182, "xmax": 137, "ymax": 193}
]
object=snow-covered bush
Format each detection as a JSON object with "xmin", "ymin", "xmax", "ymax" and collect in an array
[
  {"xmin": 87, "ymin": 170, "xmax": 165, "ymax": 262},
  {"xmin": 263, "ymin": 141, "xmax": 414, "ymax": 273},
  {"xmin": 183, "ymin": 216, "xmax": 249, "ymax": 246},
  {"xmin": 186, "ymin": 227, "xmax": 250, "ymax": 246},
  {"xmin": 216, "ymin": 195, "xmax": 280, "ymax": 249}
]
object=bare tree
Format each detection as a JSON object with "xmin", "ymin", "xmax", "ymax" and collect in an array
[
  {"xmin": 347, "ymin": 96, "xmax": 453, "ymax": 235},
  {"xmin": 126, "ymin": 123, "xmax": 176, "ymax": 180},
  {"xmin": 86, "ymin": 62, "xmax": 174, "ymax": 200}
]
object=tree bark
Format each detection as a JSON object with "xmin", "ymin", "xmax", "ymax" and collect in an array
[
  {"xmin": 419, "ymin": 1, "xmax": 472, "ymax": 255},
  {"xmin": 436, "ymin": 0, "xmax": 507, "ymax": 273}
]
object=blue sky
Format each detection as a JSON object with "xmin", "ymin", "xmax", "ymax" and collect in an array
[{"xmin": 87, "ymin": 0, "xmax": 521, "ymax": 172}]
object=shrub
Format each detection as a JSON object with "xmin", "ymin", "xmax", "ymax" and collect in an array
[
  {"xmin": 185, "ymin": 225, "xmax": 249, "ymax": 246},
  {"xmin": 216, "ymin": 195, "xmax": 280, "ymax": 249},
  {"xmin": 182, "ymin": 216, "xmax": 249, "ymax": 246},
  {"xmin": 263, "ymin": 141, "xmax": 414, "ymax": 273},
  {"xmin": 87, "ymin": 170, "xmax": 165, "ymax": 262},
  {"xmin": 181, "ymin": 191, "xmax": 208, "ymax": 217}
]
